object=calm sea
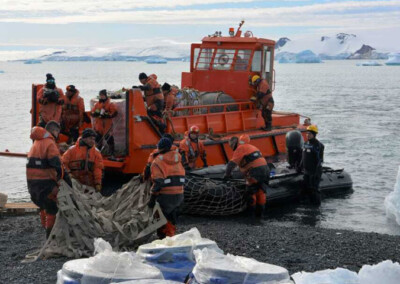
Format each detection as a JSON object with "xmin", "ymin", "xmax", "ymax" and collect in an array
[{"xmin": 1, "ymin": 60, "xmax": 400, "ymax": 235}]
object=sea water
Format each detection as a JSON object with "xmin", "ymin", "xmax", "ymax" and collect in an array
[{"xmin": 1, "ymin": 60, "xmax": 400, "ymax": 235}]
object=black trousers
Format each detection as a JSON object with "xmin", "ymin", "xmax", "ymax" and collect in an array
[{"xmin": 27, "ymin": 180, "xmax": 58, "ymax": 215}]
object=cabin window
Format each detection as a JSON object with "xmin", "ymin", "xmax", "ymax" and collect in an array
[
  {"xmin": 234, "ymin": 50, "xmax": 251, "ymax": 71},
  {"xmin": 213, "ymin": 49, "xmax": 235, "ymax": 70},
  {"xmin": 196, "ymin": 48, "xmax": 214, "ymax": 70},
  {"xmin": 251, "ymin": 51, "xmax": 262, "ymax": 72},
  {"xmin": 193, "ymin": 48, "xmax": 200, "ymax": 70},
  {"xmin": 264, "ymin": 49, "xmax": 271, "ymax": 73}
]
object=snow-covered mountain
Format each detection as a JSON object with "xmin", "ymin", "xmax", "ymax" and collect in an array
[
  {"xmin": 1, "ymin": 32, "xmax": 398, "ymax": 62},
  {"xmin": 275, "ymin": 33, "xmax": 392, "ymax": 60}
]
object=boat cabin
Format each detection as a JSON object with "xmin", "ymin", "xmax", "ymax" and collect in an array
[{"xmin": 182, "ymin": 24, "xmax": 275, "ymax": 101}]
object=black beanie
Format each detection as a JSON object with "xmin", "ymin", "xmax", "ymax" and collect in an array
[
  {"xmin": 46, "ymin": 73, "xmax": 54, "ymax": 81},
  {"xmin": 66, "ymin": 85, "xmax": 77, "ymax": 93},
  {"xmin": 82, "ymin": 128, "xmax": 97, "ymax": 139},
  {"xmin": 99, "ymin": 89, "xmax": 107, "ymax": 97},
  {"xmin": 138, "ymin": 72, "xmax": 148, "ymax": 80},
  {"xmin": 161, "ymin": 83, "xmax": 171, "ymax": 91}
]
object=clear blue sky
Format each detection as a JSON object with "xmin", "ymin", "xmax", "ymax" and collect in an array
[{"xmin": 0, "ymin": 0, "xmax": 399, "ymax": 50}]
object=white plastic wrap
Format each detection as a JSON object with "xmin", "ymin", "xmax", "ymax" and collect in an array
[
  {"xmin": 57, "ymin": 238, "xmax": 163, "ymax": 284},
  {"xmin": 292, "ymin": 260, "xmax": 400, "ymax": 284},
  {"xmin": 384, "ymin": 166, "xmax": 400, "ymax": 226},
  {"xmin": 137, "ymin": 228, "xmax": 222, "ymax": 255},
  {"xmin": 191, "ymin": 248, "xmax": 290, "ymax": 284},
  {"xmin": 137, "ymin": 228, "xmax": 222, "ymax": 282}
]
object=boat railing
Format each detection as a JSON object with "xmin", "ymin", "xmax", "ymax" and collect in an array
[{"xmin": 173, "ymin": 101, "xmax": 255, "ymax": 115}]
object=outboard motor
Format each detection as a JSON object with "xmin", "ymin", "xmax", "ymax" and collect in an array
[{"xmin": 285, "ymin": 130, "xmax": 304, "ymax": 170}]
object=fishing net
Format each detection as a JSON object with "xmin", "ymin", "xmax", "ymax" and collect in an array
[
  {"xmin": 23, "ymin": 177, "xmax": 166, "ymax": 262},
  {"xmin": 182, "ymin": 174, "xmax": 247, "ymax": 216}
]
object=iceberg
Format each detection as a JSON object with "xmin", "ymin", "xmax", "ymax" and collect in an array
[
  {"xmin": 385, "ymin": 53, "xmax": 400, "ymax": 66},
  {"xmin": 384, "ymin": 166, "xmax": 400, "ymax": 225},
  {"xmin": 295, "ymin": 50, "xmax": 322, "ymax": 63},
  {"xmin": 145, "ymin": 57, "xmax": 167, "ymax": 64},
  {"xmin": 356, "ymin": 61, "xmax": 382, "ymax": 66},
  {"xmin": 24, "ymin": 59, "xmax": 42, "ymax": 64}
]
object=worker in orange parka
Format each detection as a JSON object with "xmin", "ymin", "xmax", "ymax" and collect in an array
[
  {"xmin": 179, "ymin": 125, "xmax": 208, "ymax": 171},
  {"xmin": 62, "ymin": 128, "xmax": 104, "ymax": 191},
  {"xmin": 136, "ymin": 73, "xmax": 166, "ymax": 133},
  {"xmin": 251, "ymin": 75, "xmax": 274, "ymax": 131},
  {"xmin": 223, "ymin": 134, "xmax": 270, "ymax": 218},
  {"xmin": 61, "ymin": 85, "xmax": 85, "ymax": 143},
  {"xmin": 26, "ymin": 121, "xmax": 71, "ymax": 238},
  {"xmin": 37, "ymin": 73, "xmax": 65, "ymax": 127},
  {"xmin": 161, "ymin": 83, "xmax": 179, "ymax": 113},
  {"xmin": 91, "ymin": 89, "xmax": 118, "ymax": 156},
  {"xmin": 142, "ymin": 133, "xmax": 177, "ymax": 181},
  {"xmin": 148, "ymin": 137, "xmax": 185, "ymax": 239}
]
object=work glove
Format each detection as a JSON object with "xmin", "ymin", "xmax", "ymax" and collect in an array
[
  {"xmin": 132, "ymin": 85, "xmax": 139, "ymax": 89},
  {"xmin": 57, "ymin": 99, "xmax": 64, "ymax": 105},
  {"xmin": 148, "ymin": 195, "xmax": 157, "ymax": 208},
  {"xmin": 95, "ymin": 184, "xmax": 102, "ymax": 192}
]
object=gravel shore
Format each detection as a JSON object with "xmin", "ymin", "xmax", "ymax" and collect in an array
[{"xmin": 1, "ymin": 213, "xmax": 400, "ymax": 284}]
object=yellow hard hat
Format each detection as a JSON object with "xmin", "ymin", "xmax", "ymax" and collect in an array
[
  {"xmin": 307, "ymin": 125, "xmax": 318, "ymax": 134},
  {"xmin": 251, "ymin": 75, "xmax": 260, "ymax": 84}
]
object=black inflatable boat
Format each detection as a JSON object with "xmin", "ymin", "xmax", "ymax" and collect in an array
[{"xmin": 182, "ymin": 164, "xmax": 352, "ymax": 216}]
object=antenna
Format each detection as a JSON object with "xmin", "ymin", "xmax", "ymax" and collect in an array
[{"xmin": 235, "ymin": 20, "xmax": 245, "ymax": 37}]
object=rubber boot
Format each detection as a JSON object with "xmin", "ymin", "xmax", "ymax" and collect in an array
[
  {"xmin": 46, "ymin": 227, "xmax": 53, "ymax": 239},
  {"xmin": 310, "ymin": 190, "xmax": 321, "ymax": 206},
  {"xmin": 39, "ymin": 210, "xmax": 46, "ymax": 228},
  {"xmin": 262, "ymin": 121, "xmax": 272, "ymax": 131},
  {"xmin": 255, "ymin": 204, "xmax": 264, "ymax": 219},
  {"xmin": 45, "ymin": 213, "xmax": 56, "ymax": 239},
  {"xmin": 109, "ymin": 143, "xmax": 116, "ymax": 160},
  {"xmin": 157, "ymin": 225, "xmax": 167, "ymax": 239}
]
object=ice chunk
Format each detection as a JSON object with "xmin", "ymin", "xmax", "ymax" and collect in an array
[
  {"xmin": 192, "ymin": 248, "xmax": 290, "ymax": 283},
  {"xmin": 358, "ymin": 260, "xmax": 400, "ymax": 284},
  {"xmin": 292, "ymin": 260, "xmax": 400, "ymax": 284},
  {"xmin": 291, "ymin": 268, "xmax": 358, "ymax": 284},
  {"xmin": 384, "ymin": 166, "xmax": 400, "ymax": 225},
  {"xmin": 385, "ymin": 53, "xmax": 400, "ymax": 66},
  {"xmin": 295, "ymin": 50, "xmax": 322, "ymax": 63}
]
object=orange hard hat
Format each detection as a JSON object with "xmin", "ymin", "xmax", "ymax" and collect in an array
[
  {"xmin": 189, "ymin": 125, "xmax": 200, "ymax": 134},
  {"xmin": 239, "ymin": 134, "xmax": 250, "ymax": 144}
]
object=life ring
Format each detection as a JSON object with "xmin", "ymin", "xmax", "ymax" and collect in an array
[{"xmin": 217, "ymin": 54, "xmax": 229, "ymax": 65}]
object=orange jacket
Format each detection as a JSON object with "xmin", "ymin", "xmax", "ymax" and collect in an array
[
  {"xmin": 62, "ymin": 90, "xmax": 85, "ymax": 129},
  {"xmin": 257, "ymin": 79, "xmax": 273, "ymax": 107},
  {"xmin": 179, "ymin": 138, "xmax": 206, "ymax": 169},
  {"xmin": 91, "ymin": 98, "xmax": 118, "ymax": 135},
  {"xmin": 164, "ymin": 87, "xmax": 178, "ymax": 112},
  {"xmin": 62, "ymin": 138, "xmax": 104, "ymax": 187},
  {"xmin": 151, "ymin": 149, "xmax": 185, "ymax": 195},
  {"xmin": 231, "ymin": 143, "xmax": 267, "ymax": 174},
  {"xmin": 142, "ymin": 146, "xmax": 178, "ymax": 180},
  {"xmin": 143, "ymin": 74, "xmax": 163, "ymax": 108},
  {"xmin": 26, "ymin": 127, "xmax": 63, "ymax": 182},
  {"xmin": 37, "ymin": 86, "xmax": 65, "ymax": 123}
]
